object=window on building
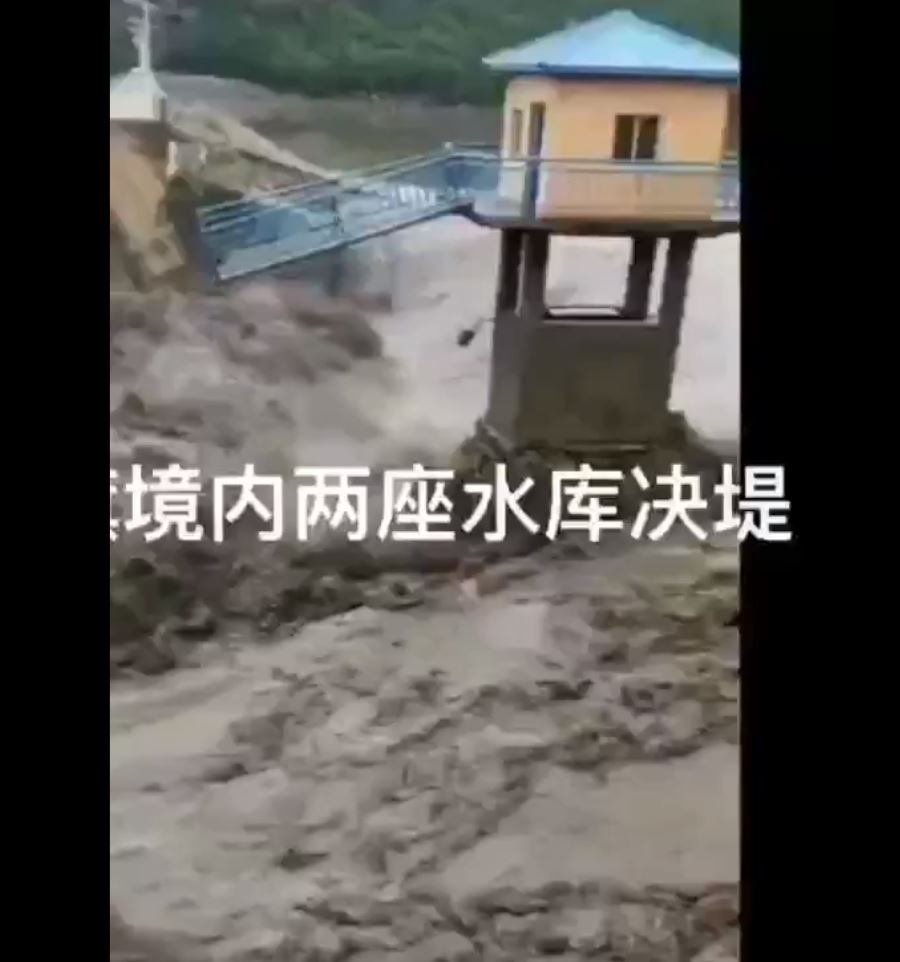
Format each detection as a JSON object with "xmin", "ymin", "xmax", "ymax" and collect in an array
[
  {"xmin": 612, "ymin": 115, "xmax": 660, "ymax": 161},
  {"xmin": 509, "ymin": 109, "xmax": 524, "ymax": 156}
]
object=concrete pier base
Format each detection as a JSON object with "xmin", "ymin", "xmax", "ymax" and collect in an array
[{"xmin": 484, "ymin": 229, "xmax": 699, "ymax": 454}]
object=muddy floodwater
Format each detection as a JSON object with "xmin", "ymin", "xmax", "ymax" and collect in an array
[
  {"xmin": 110, "ymin": 216, "xmax": 740, "ymax": 962},
  {"xmin": 375, "ymin": 222, "xmax": 739, "ymax": 457}
]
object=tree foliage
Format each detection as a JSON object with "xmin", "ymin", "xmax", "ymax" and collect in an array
[{"xmin": 112, "ymin": 0, "xmax": 740, "ymax": 105}]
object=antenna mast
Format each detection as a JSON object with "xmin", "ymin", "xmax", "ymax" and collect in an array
[{"xmin": 124, "ymin": 0, "xmax": 158, "ymax": 73}]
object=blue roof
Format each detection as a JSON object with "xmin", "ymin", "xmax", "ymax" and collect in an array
[{"xmin": 483, "ymin": 9, "xmax": 739, "ymax": 82}]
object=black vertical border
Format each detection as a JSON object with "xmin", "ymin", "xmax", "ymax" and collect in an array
[
  {"xmin": 742, "ymin": 1, "xmax": 835, "ymax": 959},
  {"xmin": 8, "ymin": 0, "xmax": 109, "ymax": 953}
]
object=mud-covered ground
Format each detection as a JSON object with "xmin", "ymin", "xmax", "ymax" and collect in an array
[
  {"xmin": 111, "ymin": 539, "xmax": 738, "ymax": 962},
  {"xmin": 110, "ymin": 78, "xmax": 740, "ymax": 961}
]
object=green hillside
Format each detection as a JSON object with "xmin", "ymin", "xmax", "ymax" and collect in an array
[{"xmin": 110, "ymin": 0, "xmax": 740, "ymax": 105}]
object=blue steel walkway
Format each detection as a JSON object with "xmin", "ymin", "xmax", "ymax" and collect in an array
[{"xmin": 198, "ymin": 147, "xmax": 739, "ymax": 283}]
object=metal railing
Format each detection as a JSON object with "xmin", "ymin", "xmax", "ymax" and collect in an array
[
  {"xmin": 198, "ymin": 148, "xmax": 496, "ymax": 280},
  {"xmin": 477, "ymin": 156, "xmax": 740, "ymax": 221},
  {"xmin": 198, "ymin": 147, "xmax": 739, "ymax": 282}
]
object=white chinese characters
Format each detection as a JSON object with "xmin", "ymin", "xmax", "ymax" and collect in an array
[
  {"xmin": 461, "ymin": 464, "xmax": 539, "ymax": 542},
  {"xmin": 295, "ymin": 468, "xmax": 370, "ymax": 541},
  {"xmin": 547, "ymin": 465, "xmax": 624, "ymax": 540},
  {"xmin": 631, "ymin": 464, "xmax": 708, "ymax": 541},
  {"xmin": 213, "ymin": 465, "xmax": 283, "ymax": 542},
  {"xmin": 109, "ymin": 462, "xmax": 792, "ymax": 543},
  {"xmin": 122, "ymin": 465, "xmax": 204, "ymax": 542},
  {"xmin": 379, "ymin": 465, "xmax": 456, "ymax": 541}
]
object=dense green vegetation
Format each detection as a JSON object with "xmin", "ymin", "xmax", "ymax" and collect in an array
[{"xmin": 111, "ymin": 0, "xmax": 739, "ymax": 105}]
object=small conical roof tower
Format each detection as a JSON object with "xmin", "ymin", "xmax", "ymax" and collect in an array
[{"xmin": 109, "ymin": 0, "xmax": 167, "ymax": 123}]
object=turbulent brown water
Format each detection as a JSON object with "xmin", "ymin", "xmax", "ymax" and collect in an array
[
  {"xmin": 111, "ymin": 539, "xmax": 739, "ymax": 962},
  {"xmin": 110, "ymin": 82, "xmax": 740, "ymax": 962}
]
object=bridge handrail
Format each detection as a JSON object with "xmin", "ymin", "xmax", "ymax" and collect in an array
[
  {"xmin": 202, "ymin": 151, "xmax": 735, "ymax": 216},
  {"xmin": 198, "ymin": 150, "xmax": 737, "ymax": 235},
  {"xmin": 199, "ymin": 164, "xmax": 442, "ymax": 235},
  {"xmin": 199, "ymin": 150, "xmax": 739, "ymax": 282},
  {"xmin": 199, "ymin": 148, "xmax": 498, "ymax": 235},
  {"xmin": 198, "ymin": 145, "xmax": 499, "ymax": 223}
]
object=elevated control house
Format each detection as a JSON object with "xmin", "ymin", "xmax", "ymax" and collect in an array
[
  {"xmin": 195, "ymin": 9, "xmax": 740, "ymax": 457},
  {"xmin": 476, "ymin": 10, "xmax": 739, "ymax": 453}
]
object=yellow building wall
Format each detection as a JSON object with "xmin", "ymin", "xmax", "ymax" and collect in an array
[
  {"xmin": 501, "ymin": 77, "xmax": 559, "ymax": 157},
  {"xmin": 498, "ymin": 77, "xmax": 734, "ymax": 221},
  {"xmin": 550, "ymin": 79, "xmax": 730, "ymax": 162}
]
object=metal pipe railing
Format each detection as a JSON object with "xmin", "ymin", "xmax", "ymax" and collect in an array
[
  {"xmin": 198, "ymin": 149, "xmax": 740, "ymax": 279},
  {"xmin": 200, "ymin": 151, "xmax": 739, "ymax": 232}
]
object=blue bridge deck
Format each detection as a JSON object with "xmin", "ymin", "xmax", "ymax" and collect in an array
[{"xmin": 198, "ymin": 147, "xmax": 740, "ymax": 283}]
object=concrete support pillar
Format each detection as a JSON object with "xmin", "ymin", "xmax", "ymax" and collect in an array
[
  {"xmin": 658, "ymin": 233, "xmax": 698, "ymax": 391},
  {"xmin": 519, "ymin": 231, "xmax": 550, "ymax": 317},
  {"xmin": 485, "ymin": 230, "xmax": 547, "ymax": 445},
  {"xmin": 622, "ymin": 235, "xmax": 657, "ymax": 319},
  {"xmin": 483, "ymin": 230, "xmax": 700, "ymax": 454},
  {"xmin": 494, "ymin": 229, "xmax": 524, "ymax": 315},
  {"xmin": 658, "ymin": 234, "xmax": 697, "ymax": 337}
]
